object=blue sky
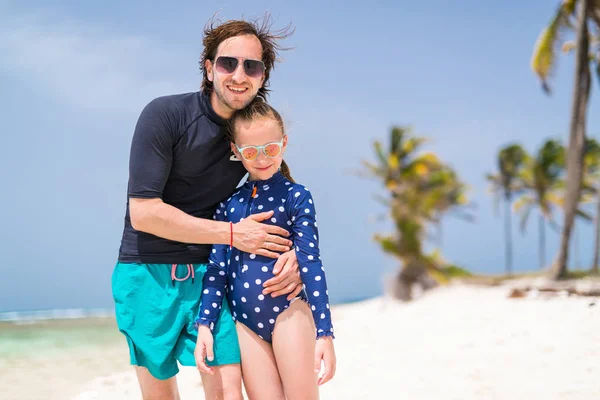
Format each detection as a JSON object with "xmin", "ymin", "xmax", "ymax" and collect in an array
[{"xmin": 1, "ymin": 0, "xmax": 598, "ymax": 312}]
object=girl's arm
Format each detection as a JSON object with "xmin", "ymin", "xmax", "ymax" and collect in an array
[
  {"xmin": 195, "ymin": 200, "xmax": 230, "ymax": 331},
  {"xmin": 290, "ymin": 187, "xmax": 334, "ymax": 339}
]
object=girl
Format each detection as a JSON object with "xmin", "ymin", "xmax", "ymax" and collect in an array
[{"xmin": 194, "ymin": 98, "xmax": 336, "ymax": 400}]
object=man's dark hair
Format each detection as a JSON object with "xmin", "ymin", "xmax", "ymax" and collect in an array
[{"xmin": 200, "ymin": 13, "xmax": 294, "ymax": 99}]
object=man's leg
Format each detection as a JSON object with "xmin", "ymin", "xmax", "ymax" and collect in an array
[
  {"xmin": 112, "ymin": 262, "xmax": 188, "ymax": 399},
  {"xmin": 136, "ymin": 367, "xmax": 180, "ymax": 400}
]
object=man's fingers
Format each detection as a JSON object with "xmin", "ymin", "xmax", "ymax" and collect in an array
[
  {"xmin": 247, "ymin": 210, "xmax": 274, "ymax": 221},
  {"xmin": 272, "ymin": 252, "xmax": 287, "ymax": 275},
  {"xmin": 262, "ymin": 272, "xmax": 286, "ymax": 289},
  {"xmin": 269, "ymin": 281, "xmax": 298, "ymax": 298},
  {"xmin": 255, "ymin": 249, "xmax": 280, "ymax": 259},
  {"xmin": 265, "ymin": 224, "xmax": 291, "ymax": 237},
  {"xmin": 265, "ymin": 234, "xmax": 292, "ymax": 247},
  {"xmin": 262, "ymin": 273, "xmax": 295, "ymax": 294},
  {"xmin": 286, "ymin": 283, "xmax": 304, "ymax": 301},
  {"xmin": 264, "ymin": 241, "xmax": 290, "ymax": 253}
]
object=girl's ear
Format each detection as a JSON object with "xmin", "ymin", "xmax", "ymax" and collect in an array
[
  {"xmin": 282, "ymin": 135, "xmax": 288, "ymax": 153},
  {"xmin": 230, "ymin": 142, "xmax": 241, "ymax": 161}
]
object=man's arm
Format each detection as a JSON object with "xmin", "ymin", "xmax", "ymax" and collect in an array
[
  {"xmin": 130, "ymin": 198, "xmax": 230, "ymax": 245},
  {"xmin": 131, "ymin": 199, "xmax": 292, "ymax": 254}
]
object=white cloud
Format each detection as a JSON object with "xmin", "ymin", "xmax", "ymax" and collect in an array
[{"xmin": 0, "ymin": 8, "xmax": 189, "ymax": 113}]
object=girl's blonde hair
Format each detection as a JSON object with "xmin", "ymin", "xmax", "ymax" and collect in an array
[{"xmin": 227, "ymin": 98, "xmax": 294, "ymax": 183}]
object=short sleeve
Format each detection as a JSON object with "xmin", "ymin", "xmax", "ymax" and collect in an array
[{"xmin": 128, "ymin": 97, "xmax": 178, "ymax": 199}]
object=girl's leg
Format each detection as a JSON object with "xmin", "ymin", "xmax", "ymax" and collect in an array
[
  {"xmin": 199, "ymin": 364, "xmax": 243, "ymax": 400},
  {"xmin": 235, "ymin": 322, "xmax": 286, "ymax": 400},
  {"xmin": 272, "ymin": 299, "xmax": 319, "ymax": 400}
]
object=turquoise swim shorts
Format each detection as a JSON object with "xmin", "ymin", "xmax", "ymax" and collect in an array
[{"xmin": 111, "ymin": 262, "xmax": 240, "ymax": 380}]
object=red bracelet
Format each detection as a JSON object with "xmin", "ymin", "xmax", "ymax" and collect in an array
[{"xmin": 229, "ymin": 221, "xmax": 233, "ymax": 249}]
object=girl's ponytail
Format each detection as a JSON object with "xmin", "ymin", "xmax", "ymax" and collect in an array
[{"xmin": 280, "ymin": 159, "xmax": 295, "ymax": 183}]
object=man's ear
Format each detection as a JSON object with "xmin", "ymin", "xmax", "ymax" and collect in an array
[{"xmin": 206, "ymin": 59, "xmax": 214, "ymax": 82}]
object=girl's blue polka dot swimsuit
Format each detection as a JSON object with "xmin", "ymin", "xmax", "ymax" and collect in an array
[{"xmin": 195, "ymin": 171, "xmax": 334, "ymax": 342}]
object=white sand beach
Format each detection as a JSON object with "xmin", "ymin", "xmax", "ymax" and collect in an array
[{"xmin": 3, "ymin": 280, "xmax": 600, "ymax": 400}]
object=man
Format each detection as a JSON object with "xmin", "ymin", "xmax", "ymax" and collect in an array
[{"xmin": 112, "ymin": 16, "xmax": 300, "ymax": 400}]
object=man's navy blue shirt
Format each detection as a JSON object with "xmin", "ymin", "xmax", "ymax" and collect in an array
[{"xmin": 118, "ymin": 91, "xmax": 247, "ymax": 264}]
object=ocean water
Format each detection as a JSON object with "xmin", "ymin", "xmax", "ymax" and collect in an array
[
  {"xmin": 0, "ymin": 299, "xmax": 371, "ymax": 399},
  {"xmin": 0, "ymin": 313, "xmax": 130, "ymax": 400},
  {"xmin": 0, "ymin": 310, "xmax": 120, "ymax": 359}
]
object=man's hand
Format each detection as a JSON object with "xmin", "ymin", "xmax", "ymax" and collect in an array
[
  {"xmin": 262, "ymin": 249, "xmax": 303, "ymax": 300},
  {"xmin": 233, "ymin": 211, "xmax": 292, "ymax": 258},
  {"xmin": 315, "ymin": 336, "xmax": 336, "ymax": 386},
  {"xmin": 194, "ymin": 325, "xmax": 215, "ymax": 375}
]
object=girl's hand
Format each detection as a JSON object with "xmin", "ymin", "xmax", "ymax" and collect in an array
[
  {"xmin": 195, "ymin": 325, "xmax": 215, "ymax": 375},
  {"xmin": 314, "ymin": 336, "xmax": 336, "ymax": 385}
]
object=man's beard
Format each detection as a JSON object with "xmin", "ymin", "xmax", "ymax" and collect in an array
[{"xmin": 214, "ymin": 84, "xmax": 255, "ymax": 112}]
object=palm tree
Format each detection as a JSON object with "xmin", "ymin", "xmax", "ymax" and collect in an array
[
  {"xmin": 581, "ymin": 138, "xmax": 600, "ymax": 272},
  {"xmin": 513, "ymin": 140, "xmax": 565, "ymax": 270},
  {"xmin": 531, "ymin": 0, "xmax": 600, "ymax": 278},
  {"xmin": 362, "ymin": 125, "xmax": 473, "ymax": 300},
  {"xmin": 486, "ymin": 144, "xmax": 527, "ymax": 276},
  {"xmin": 428, "ymin": 165, "xmax": 475, "ymax": 248}
]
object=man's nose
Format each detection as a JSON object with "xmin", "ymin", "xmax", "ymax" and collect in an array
[{"xmin": 232, "ymin": 62, "xmax": 247, "ymax": 82}]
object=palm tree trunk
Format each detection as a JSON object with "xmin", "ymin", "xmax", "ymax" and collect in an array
[
  {"xmin": 504, "ymin": 195, "xmax": 513, "ymax": 275},
  {"xmin": 539, "ymin": 214, "xmax": 546, "ymax": 270},
  {"xmin": 593, "ymin": 196, "xmax": 600, "ymax": 273},
  {"xmin": 574, "ymin": 224, "xmax": 580, "ymax": 269},
  {"xmin": 553, "ymin": 0, "xmax": 591, "ymax": 279}
]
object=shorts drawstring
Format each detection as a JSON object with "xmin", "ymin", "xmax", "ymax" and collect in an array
[{"xmin": 171, "ymin": 264, "xmax": 195, "ymax": 286}]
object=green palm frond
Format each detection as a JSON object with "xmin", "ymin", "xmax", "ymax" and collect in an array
[
  {"xmin": 589, "ymin": 3, "xmax": 600, "ymax": 32},
  {"xmin": 576, "ymin": 208, "xmax": 594, "ymax": 221},
  {"xmin": 584, "ymin": 137, "xmax": 600, "ymax": 170},
  {"xmin": 519, "ymin": 203, "xmax": 534, "ymax": 233},
  {"xmin": 547, "ymin": 217, "xmax": 561, "ymax": 232},
  {"xmin": 514, "ymin": 194, "xmax": 535, "ymax": 233},
  {"xmin": 513, "ymin": 194, "xmax": 534, "ymax": 212},
  {"xmin": 389, "ymin": 126, "xmax": 404, "ymax": 155},
  {"xmin": 486, "ymin": 173, "xmax": 503, "ymax": 215},
  {"xmin": 373, "ymin": 141, "xmax": 387, "ymax": 168},
  {"xmin": 531, "ymin": 3, "xmax": 575, "ymax": 93},
  {"xmin": 373, "ymin": 194, "xmax": 391, "ymax": 207},
  {"xmin": 373, "ymin": 234, "xmax": 400, "ymax": 258},
  {"xmin": 360, "ymin": 123, "xmax": 474, "ymax": 281}
]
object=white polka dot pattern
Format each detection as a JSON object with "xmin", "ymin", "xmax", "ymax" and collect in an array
[{"xmin": 195, "ymin": 172, "xmax": 334, "ymax": 341}]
